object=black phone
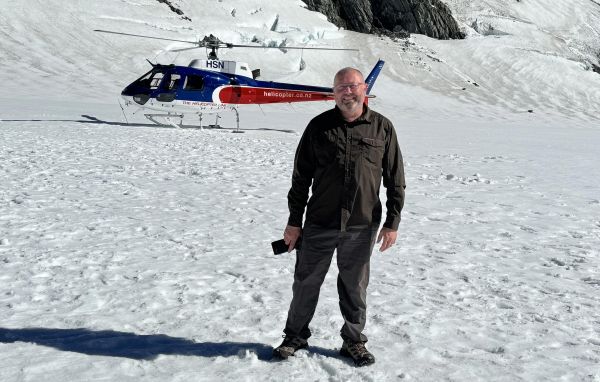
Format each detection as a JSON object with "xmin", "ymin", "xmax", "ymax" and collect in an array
[{"xmin": 271, "ymin": 238, "xmax": 302, "ymax": 255}]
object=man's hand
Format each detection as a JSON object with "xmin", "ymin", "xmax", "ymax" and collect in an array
[
  {"xmin": 284, "ymin": 225, "xmax": 302, "ymax": 252},
  {"xmin": 377, "ymin": 227, "xmax": 397, "ymax": 252}
]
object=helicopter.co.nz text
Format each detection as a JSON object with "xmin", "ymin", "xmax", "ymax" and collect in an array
[{"xmin": 263, "ymin": 91, "xmax": 312, "ymax": 99}]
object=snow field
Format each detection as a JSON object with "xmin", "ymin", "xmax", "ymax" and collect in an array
[
  {"xmin": 1, "ymin": 0, "xmax": 600, "ymax": 380},
  {"xmin": 2, "ymin": 101, "xmax": 600, "ymax": 380}
]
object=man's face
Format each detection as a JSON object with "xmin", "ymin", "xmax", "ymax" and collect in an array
[{"xmin": 333, "ymin": 70, "xmax": 366, "ymax": 117}]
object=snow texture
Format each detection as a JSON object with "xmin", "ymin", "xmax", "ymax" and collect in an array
[{"xmin": 1, "ymin": 0, "xmax": 599, "ymax": 381}]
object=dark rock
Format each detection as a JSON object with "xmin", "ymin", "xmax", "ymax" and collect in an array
[
  {"xmin": 156, "ymin": 0, "xmax": 191, "ymax": 21},
  {"xmin": 372, "ymin": 26, "xmax": 410, "ymax": 39},
  {"xmin": 374, "ymin": 0, "xmax": 463, "ymax": 39},
  {"xmin": 305, "ymin": 0, "xmax": 464, "ymax": 40},
  {"xmin": 339, "ymin": 0, "xmax": 373, "ymax": 33},
  {"xmin": 306, "ymin": 0, "xmax": 372, "ymax": 32},
  {"xmin": 305, "ymin": 0, "xmax": 345, "ymax": 27}
]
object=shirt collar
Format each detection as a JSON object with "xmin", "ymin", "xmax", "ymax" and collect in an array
[{"xmin": 334, "ymin": 104, "xmax": 372, "ymax": 125}]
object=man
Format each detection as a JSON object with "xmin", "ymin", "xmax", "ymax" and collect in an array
[{"xmin": 272, "ymin": 66, "xmax": 406, "ymax": 366}]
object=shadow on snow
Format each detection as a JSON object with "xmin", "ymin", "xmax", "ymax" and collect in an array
[
  {"xmin": 1, "ymin": 115, "xmax": 296, "ymax": 133},
  {"xmin": 0, "ymin": 327, "xmax": 275, "ymax": 361}
]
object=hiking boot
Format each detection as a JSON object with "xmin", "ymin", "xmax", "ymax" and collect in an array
[
  {"xmin": 272, "ymin": 336, "xmax": 308, "ymax": 359},
  {"xmin": 340, "ymin": 340, "xmax": 375, "ymax": 366}
]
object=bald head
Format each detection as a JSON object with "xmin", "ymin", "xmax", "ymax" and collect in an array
[{"xmin": 333, "ymin": 67, "xmax": 364, "ymax": 86}]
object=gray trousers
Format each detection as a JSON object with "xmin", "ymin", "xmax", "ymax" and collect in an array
[{"xmin": 283, "ymin": 224, "xmax": 378, "ymax": 343}]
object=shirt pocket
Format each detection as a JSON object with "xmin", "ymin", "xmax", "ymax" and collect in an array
[
  {"xmin": 314, "ymin": 132, "xmax": 337, "ymax": 166},
  {"xmin": 360, "ymin": 137, "xmax": 385, "ymax": 167}
]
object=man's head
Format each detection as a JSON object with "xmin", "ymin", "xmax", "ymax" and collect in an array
[{"xmin": 333, "ymin": 67, "xmax": 367, "ymax": 122}]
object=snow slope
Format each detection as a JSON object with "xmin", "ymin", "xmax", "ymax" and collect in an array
[{"xmin": 1, "ymin": 1, "xmax": 599, "ymax": 381}]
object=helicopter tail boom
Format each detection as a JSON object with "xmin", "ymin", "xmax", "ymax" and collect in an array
[
  {"xmin": 365, "ymin": 59, "xmax": 385, "ymax": 94},
  {"xmin": 213, "ymin": 85, "xmax": 334, "ymax": 104}
]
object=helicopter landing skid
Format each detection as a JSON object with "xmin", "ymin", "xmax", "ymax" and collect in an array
[
  {"xmin": 205, "ymin": 114, "xmax": 222, "ymax": 129},
  {"xmin": 144, "ymin": 113, "xmax": 184, "ymax": 129},
  {"xmin": 231, "ymin": 107, "xmax": 242, "ymax": 134},
  {"xmin": 200, "ymin": 108, "xmax": 242, "ymax": 133},
  {"xmin": 143, "ymin": 108, "xmax": 242, "ymax": 132}
]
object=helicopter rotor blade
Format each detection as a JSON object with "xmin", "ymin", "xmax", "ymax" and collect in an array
[
  {"xmin": 94, "ymin": 29, "xmax": 198, "ymax": 45},
  {"xmin": 170, "ymin": 46, "xmax": 203, "ymax": 52},
  {"xmin": 227, "ymin": 44, "xmax": 358, "ymax": 52},
  {"xmin": 94, "ymin": 29, "xmax": 359, "ymax": 54}
]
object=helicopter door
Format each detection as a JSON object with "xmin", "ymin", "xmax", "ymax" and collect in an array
[
  {"xmin": 182, "ymin": 74, "xmax": 204, "ymax": 92},
  {"xmin": 156, "ymin": 73, "xmax": 181, "ymax": 102}
]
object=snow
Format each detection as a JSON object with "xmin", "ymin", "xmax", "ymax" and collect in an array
[{"xmin": 1, "ymin": 0, "xmax": 600, "ymax": 381}]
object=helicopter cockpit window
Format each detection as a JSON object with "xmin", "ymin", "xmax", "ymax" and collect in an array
[
  {"xmin": 147, "ymin": 72, "xmax": 164, "ymax": 89},
  {"xmin": 133, "ymin": 70, "xmax": 165, "ymax": 90},
  {"xmin": 167, "ymin": 74, "xmax": 182, "ymax": 90},
  {"xmin": 138, "ymin": 72, "xmax": 163, "ymax": 89},
  {"xmin": 183, "ymin": 75, "xmax": 204, "ymax": 91}
]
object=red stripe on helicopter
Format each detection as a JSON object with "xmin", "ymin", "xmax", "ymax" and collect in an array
[{"xmin": 216, "ymin": 86, "xmax": 335, "ymax": 104}]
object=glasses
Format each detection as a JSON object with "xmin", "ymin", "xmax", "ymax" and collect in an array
[{"xmin": 333, "ymin": 82, "xmax": 365, "ymax": 93}]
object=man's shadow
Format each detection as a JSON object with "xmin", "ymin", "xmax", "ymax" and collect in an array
[
  {"xmin": 0, "ymin": 327, "xmax": 344, "ymax": 363},
  {"xmin": 0, "ymin": 327, "xmax": 274, "ymax": 361}
]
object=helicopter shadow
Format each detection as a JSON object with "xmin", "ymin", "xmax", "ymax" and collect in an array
[
  {"xmin": 1, "ymin": 115, "xmax": 157, "ymax": 128},
  {"xmin": 0, "ymin": 327, "xmax": 275, "ymax": 361},
  {"xmin": 1, "ymin": 115, "xmax": 296, "ymax": 133}
]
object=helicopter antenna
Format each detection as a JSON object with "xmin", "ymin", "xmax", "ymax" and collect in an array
[
  {"xmin": 257, "ymin": 104, "xmax": 266, "ymax": 116},
  {"xmin": 117, "ymin": 97, "xmax": 129, "ymax": 124}
]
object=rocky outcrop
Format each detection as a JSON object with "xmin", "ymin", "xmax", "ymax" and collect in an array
[
  {"xmin": 156, "ymin": 0, "xmax": 191, "ymax": 21},
  {"xmin": 305, "ymin": 0, "xmax": 464, "ymax": 39}
]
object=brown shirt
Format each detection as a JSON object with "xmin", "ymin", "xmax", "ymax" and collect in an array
[{"xmin": 287, "ymin": 105, "xmax": 405, "ymax": 231}]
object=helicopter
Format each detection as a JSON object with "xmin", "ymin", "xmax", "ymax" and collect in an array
[{"xmin": 94, "ymin": 30, "xmax": 385, "ymax": 131}]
